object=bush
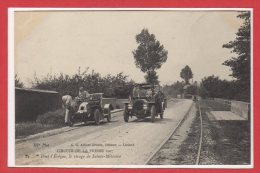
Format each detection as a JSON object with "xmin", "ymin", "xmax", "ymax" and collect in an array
[
  {"xmin": 16, "ymin": 109, "xmax": 66, "ymax": 138},
  {"xmin": 36, "ymin": 109, "xmax": 65, "ymax": 125},
  {"xmin": 200, "ymin": 75, "xmax": 250, "ymax": 101},
  {"xmin": 32, "ymin": 68, "xmax": 135, "ymax": 99},
  {"xmin": 115, "ymin": 104, "xmax": 121, "ymax": 109}
]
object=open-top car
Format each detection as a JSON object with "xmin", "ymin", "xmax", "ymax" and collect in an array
[
  {"xmin": 123, "ymin": 83, "xmax": 167, "ymax": 123},
  {"xmin": 71, "ymin": 93, "xmax": 113, "ymax": 126}
]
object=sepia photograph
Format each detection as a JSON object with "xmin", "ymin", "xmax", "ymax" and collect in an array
[{"xmin": 10, "ymin": 8, "xmax": 252, "ymax": 167}]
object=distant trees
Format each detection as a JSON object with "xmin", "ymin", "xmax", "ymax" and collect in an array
[
  {"xmin": 180, "ymin": 65, "xmax": 193, "ymax": 84},
  {"xmin": 15, "ymin": 74, "xmax": 24, "ymax": 88},
  {"xmin": 200, "ymin": 75, "xmax": 222, "ymax": 98},
  {"xmin": 186, "ymin": 83, "xmax": 198, "ymax": 96},
  {"xmin": 32, "ymin": 68, "xmax": 134, "ymax": 98},
  {"xmin": 162, "ymin": 81, "xmax": 184, "ymax": 98},
  {"xmin": 222, "ymin": 11, "xmax": 251, "ymax": 101},
  {"xmin": 163, "ymin": 80, "xmax": 198, "ymax": 98},
  {"xmin": 133, "ymin": 28, "xmax": 168, "ymax": 84},
  {"xmin": 199, "ymin": 75, "xmax": 240, "ymax": 100}
]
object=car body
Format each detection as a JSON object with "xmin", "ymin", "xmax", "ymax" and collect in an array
[
  {"xmin": 123, "ymin": 83, "xmax": 167, "ymax": 122},
  {"xmin": 71, "ymin": 93, "xmax": 113, "ymax": 125}
]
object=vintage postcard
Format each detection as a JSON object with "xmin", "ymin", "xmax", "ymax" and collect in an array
[{"xmin": 8, "ymin": 8, "xmax": 253, "ymax": 168}]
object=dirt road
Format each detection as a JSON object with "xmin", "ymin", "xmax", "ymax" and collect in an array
[{"xmin": 15, "ymin": 99, "xmax": 193, "ymax": 166}]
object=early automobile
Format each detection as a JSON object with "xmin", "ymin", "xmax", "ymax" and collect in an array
[
  {"xmin": 123, "ymin": 83, "xmax": 167, "ymax": 123},
  {"xmin": 70, "ymin": 93, "xmax": 113, "ymax": 126}
]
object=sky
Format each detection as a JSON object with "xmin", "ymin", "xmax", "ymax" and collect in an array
[{"xmin": 14, "ymin": 10, "xmax": 244, "ymax": 87}]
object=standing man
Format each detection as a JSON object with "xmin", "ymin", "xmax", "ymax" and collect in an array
[{"xmin": 62, "ymin": 94, "xmax": 76, "ymax": 126}]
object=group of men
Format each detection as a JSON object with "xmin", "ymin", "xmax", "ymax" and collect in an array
[{"xmin": 62, "ymin": 87, "xmax": 89, "ymax": 126}]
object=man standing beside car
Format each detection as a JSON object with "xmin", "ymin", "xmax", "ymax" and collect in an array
[{"xmin": 62, "ymin": 93, "xmax": 77, "ymax": 126}]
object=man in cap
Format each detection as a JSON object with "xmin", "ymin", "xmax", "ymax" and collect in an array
[{"xmin": 78, "ymin": 87, "xmax": 89, "ymax": 101}]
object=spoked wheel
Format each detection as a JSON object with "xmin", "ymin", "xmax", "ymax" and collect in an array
[
  {"xmin": 124, "ymin": 110, "xmax": 129, "ymax": 122},
  {"xmin": 151, "ymin": 105, "xmax": 156, "ymax": 123},
  {"xmin": 107, "ymin": 109, "xmax": 111, "ymax": 122},
  {"xmin": 94, "ymin": 109, "xmax": 101, "ymax": 125}
]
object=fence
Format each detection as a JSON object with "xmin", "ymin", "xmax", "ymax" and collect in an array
[
  {"xmin": 15, "ymin": 87, "xmax": 61, "ymax": 122},
  {"xmin": 230, "ymin": 100, "xmax": 250, "ymax": 120},
  {"xmin": 214, "ymin": 98, "xmax": 231, "ymax": 106}
]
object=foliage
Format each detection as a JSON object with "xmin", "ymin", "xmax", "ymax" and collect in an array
[
  {"xmin": 144, "ymin": 70, "xmax": 159, "ymax": 84},
  {"xmin": 163, "ymin": 80, "xmax": 198, "ymax": 98},
  {"xmin": 133, "ymin": 28, "xmax": 168, "ymax": 84},
  {"xmin": 180, "ymin": 65, "xmax": 193, "ymax": 84},
  {"xmin": 15, "ymin": 74, "xmax": 24, "ymax": 88},
  {"xmin": 186, "ymin": 84, "xmax": 198, "ymax": 96},
  {"xmin": 222, "ymin": 11, "xmax": 251, "ymax": 101},
  {"xmin": 16, "ymin": 109, "xmax": 65, "ymax": 138},
  {"xmin": 198, "ymin": 83, "xmax": 209, "ymax": 99},
  {"xmin": 162, "ymin": 81, "xmax": 184, "ymax": 98},
  {"xmin": 199, "ymin": 75, "xmax": 246, "ymax": 101},
  {"xmin": 36, "ymin": 109, "xmax": 65, "ymax": 125},
  {"xmin": 32, "ymin": 67, "xmax": 135, "ymax": 98}
]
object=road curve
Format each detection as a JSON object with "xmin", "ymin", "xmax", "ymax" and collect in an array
[{"xmin": 15, "ymin": 99, "xmax": 193, "ymax": 166}]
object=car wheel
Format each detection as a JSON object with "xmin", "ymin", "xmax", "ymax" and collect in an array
[
  {"xmin": 107, "ymin": 109, "xmax": 111, "ymax": 122},
  {"xmin": 124, "ymin": 111, "xmax": 129, "ymax": 122},
  {"xmin": 151, "ymin": 105, "xmax": 156, "ymax": 123},
  {"xmin": 94, "ymin": 109, "xmax": 101, "ymax": 125}
]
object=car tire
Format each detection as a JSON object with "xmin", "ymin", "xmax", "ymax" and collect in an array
[
  {"xmin": 94, "ymin": 109, "xmax": 101, "ymax": 125},
  {"xmin": 151, "ymin": 105, "xmax": 156, "ymax": 123},
  {"xmin": 124, "ymin": 111, "xmax": 129, "ymax": 122},
  {"xmin": 107, "ymin": 109, "xmax": 111, "ymax": 122}
]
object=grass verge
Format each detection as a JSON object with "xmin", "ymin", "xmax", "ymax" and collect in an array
[{"xmin": 16, "ymin": 109, "xmax": 65, "ymax": 139}]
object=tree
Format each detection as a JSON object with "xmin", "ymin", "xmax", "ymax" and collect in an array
[
  {"xmin": 199, "ymin": 75, "xmax": 239, "ymax": 100},
  {"xmin": 162, "ymin": 81, "xmax": 184, "ymax": 98},
  {"xmin": 144, "ymin": 70, "xmax": 159, "ymax": 84},
  {"xmin": 222, "ymin": 11, "xmax": 251, "ymax": 101},
  {"xmin": 15, "ymin": 74, "xmax": 24, "ymax": 88},
  {"xmin": 200, "ymin": 75, "xmax": 222, "ymax": 98},
  {"xmin": 186, "ymin": 84, "xmax": 198, "ymax": 95},
  {"xmin": 133, "ymin": 28, "xmax": 168, "ymax": 84},
  {"xmin": 198, "ymin": 83, "xmax": 209, "ymax": 99},
  {"xmin": 180, "ymin": 65, "xmax": 193, "ymax": 84}
]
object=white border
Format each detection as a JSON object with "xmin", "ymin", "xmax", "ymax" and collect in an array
[
  {"xmin": 8, "ymin": 8, "xmax": 254, "ymax": 169},
  {"xmin": 8, "ymin": 8, "xmax": 15, "ymax": 167}
]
